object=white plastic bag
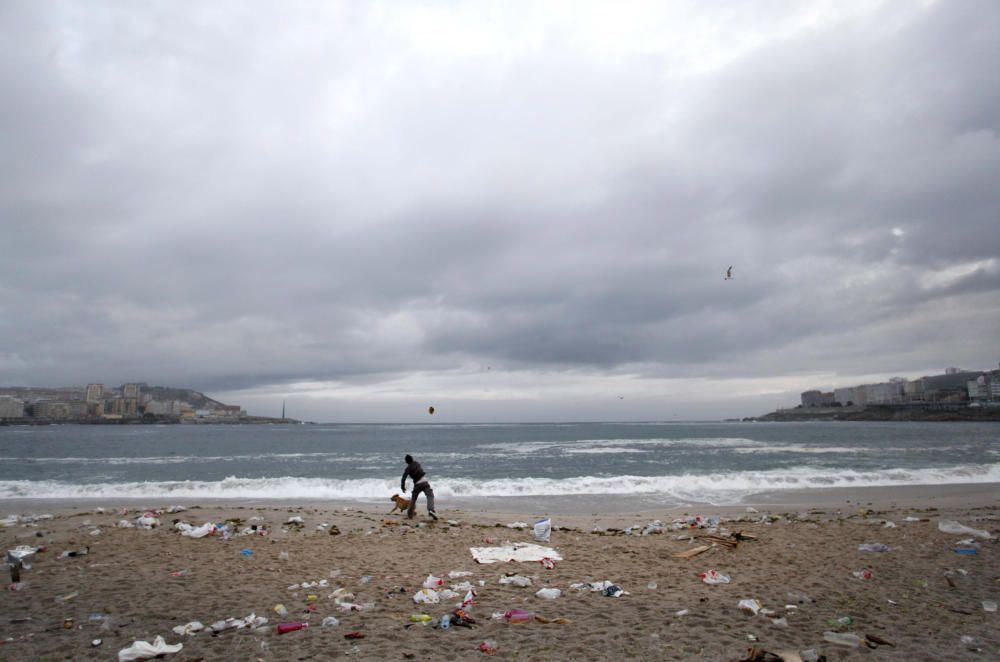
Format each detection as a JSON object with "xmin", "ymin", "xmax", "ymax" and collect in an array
[
  {"xmin": 536, "ymin": 588, "xmax": 561, "ymax": 599},
  {"xmin": 499, "ymin": 575, "xmax": 533, "ymax": 587},
  {"xmin": 413, "ymin": 588, "xmax": 440, "ymax": 604},
  {"xmin": 533, "ymin": 518, "xmax": 551, "ymax": 542},
  {"xmin": 422, "ymin": 574, "xmax": 443, "ymax": 589},
  {"xmin": 171, "ymin": 621, "xmax": 204, "ymax": 636},
  {"xmin": 118, "ymin": 635, "xmax": 183, "ymax": 661},
  {"xmin": 176, "ymin": 522, "xmax": 215, "ymax": 538},
  {"xmin": 938, "ymin": 519, "xmax": 992, "ymax": 539},
  {"xmin": 698, "ymin": 570, "xmax": 731, "ymax": 584}
]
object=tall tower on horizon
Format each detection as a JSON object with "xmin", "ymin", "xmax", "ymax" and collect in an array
[{"xmin": 282, "ymin": 400, "xmax": 286, "ymax": 419}]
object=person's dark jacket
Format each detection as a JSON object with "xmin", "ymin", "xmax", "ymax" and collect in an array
[{"xmin": 401, "ymin": 461, "xmax": 426, "ymax": 491}]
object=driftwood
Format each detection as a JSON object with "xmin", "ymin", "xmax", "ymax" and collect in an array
[
  {"xmin": 696, "ymin": 529, "xmax": 757, "ymax": 550},
  {"xmin": 672, "ymin": 544, "xmax": 711, "ymax": 559}
]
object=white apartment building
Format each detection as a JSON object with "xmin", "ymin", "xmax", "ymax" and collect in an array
[{"xmin": 0, "ymin": 396, "xmax": 24, "ymax": 418}]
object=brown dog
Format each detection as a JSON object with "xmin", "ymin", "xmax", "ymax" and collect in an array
[{"xmin": 388, "ymin": 494, "xmax": 411, "ymax": 515}]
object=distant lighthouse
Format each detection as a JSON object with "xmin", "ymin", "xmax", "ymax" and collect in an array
[{"xmin": 281, "ymin": 400, "xmax": 286, "ymax": 420}]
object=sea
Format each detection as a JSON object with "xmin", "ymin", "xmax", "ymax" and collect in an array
[{"xmin": 1, "ymin": 421, "xmax": 998, "ymax": 511}]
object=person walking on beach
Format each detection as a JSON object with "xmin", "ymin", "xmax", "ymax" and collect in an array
[{"xmin": 401, "ymin": 454, "xmax": 438, "ymax": 520}]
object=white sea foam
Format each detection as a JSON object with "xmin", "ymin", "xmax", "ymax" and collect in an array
[
  {"xmin": 478, "ymin": 437, "xmax": 761, "ymax": 454},
  {"xmin": 2, "ymin": 463, "xmax": 998, "ymax": 502}
]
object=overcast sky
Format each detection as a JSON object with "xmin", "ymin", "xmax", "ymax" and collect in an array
[{"xmin": 2, "ymin": 1, "xmax": 998, "ymax": 422}]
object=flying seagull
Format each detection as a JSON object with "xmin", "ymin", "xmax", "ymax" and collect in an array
[{"xmin": 724, "ymin": 266, "xmax": 733, "ymax": 280}]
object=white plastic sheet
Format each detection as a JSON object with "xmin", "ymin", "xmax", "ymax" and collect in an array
[{"xmin": 470, "ymin": 543, "xmax": 562, "ymax": 564}]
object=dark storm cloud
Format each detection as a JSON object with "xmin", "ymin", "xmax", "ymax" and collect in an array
[{"xmin": 2, "ymin": 1, "xmax": 998, "ymax": 418}]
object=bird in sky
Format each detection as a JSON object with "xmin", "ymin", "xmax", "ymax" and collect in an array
[{"xmin": 724, "ymin": 266, "xmax": 733, "ymax": 280}]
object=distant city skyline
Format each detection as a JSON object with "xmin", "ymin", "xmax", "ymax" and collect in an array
[{"xmin": 2, "ymin": 2, "xmax": 998, "ymax": 422}]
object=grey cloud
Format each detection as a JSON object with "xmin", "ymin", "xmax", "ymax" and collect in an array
[{"xmin": 2, "ymin": 2, "xmax": 999, "ymax": 416}]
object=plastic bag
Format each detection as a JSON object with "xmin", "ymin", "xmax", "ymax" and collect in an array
[
  {"xmin": 698, "ymin": 570, "xmax": 731, "ymax": 584},
  {"xmin": 117, "ymin": 635, "xmax": 183, "ymax": 661},
  {"xmin": 533, "ymin": 518, "xmax": 551, "ymax": 542},
  {"xmin": 857, "ymin": 543, "xmax": 889, "ymax": 552},
  {"xmin": 737, "ymin": 599, "xmax": 762, "ymax": 615},
  {"xmin": 536, "ymin": 588, "xmax": 561, "ymax": 599},
  {"xmin": 938, "ymin": 520, "xmax": 992, "ymax": 539},
  {"xmin": 499, "ymin": 575, "xmax": 533, "ymax": 587},
  {"xmin": 413, "ymin": 588, "xmax": 440, "ymax": 604},
  {"xmin": 422, "ymin": 574, "xmax": 443, "ymax": 589}
]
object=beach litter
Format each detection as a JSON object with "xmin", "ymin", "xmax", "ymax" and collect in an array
[
  {"xmin": 414, "ymin": 588, "xmax": 440, "ymax": 604},
  {"xmin": 737, "ymin": 599, "xmax": 762, "ymax": 616},
  {"xmin": 602, "ymin": 584, "xmax": 625, "ymax": 597},
  {"xmin": 209, "ymin": 613, "xmax": 267, "ymax": 633},
  {"xmin": 540, "ymin": 557, "xmax": 556, "ymax": 569},
  {"xmin": 506, "ymin": 521, "xmax": 528, "ymax": 529},
  {"xmin": 504, "ymin": 608, "xmax": 534, "ymax": 623},
  {"xmin": 698, "ymin": 570, "xmax": 731, "ymax": 584},
  {"xmin": 823, "ymin": 631, "xmax": 863, "ymax": 647},
  {"xmin": 175, "ymin": 522, "xmax": 216, "ymax": 538},
  {"xmin": 852, "ymin": 569, "xmax": 874, "ymax": 580},
  {"xmin": 449, "ymin": 570, "xmax": 473, "ymax": 578},
  {"xmin": 533, "ymin": 518, "xmax": 551, "ymax": 542},
  {"xmin": 499, "ymin": 574, "xmax": 532, "ymax": 587},
  {"xmin": 954, "ymin": 547, "xmax": 978, "ymax": 555},
  {"xmin": 117, "ymin": 635, "xmax": 183, "ymax": 661},
  {"xmin": 536, "ymin": 587, "xmax": 561, "ymax": 599},
  {"xmin": 423, "ymin": 574, "xmax": 444, "ymax": 589},
  {"xmin": 938, "ymin": 519, "xmax": 993, "ymax": 539},
  {"xmin": 322, "ymin": 616, "xmax": 340, "ymax": 626},
  {"xmin": 59, "ymin": 547, "xmax": 89, "ymax": 558},
  {"xmin": 277, "ymin": 621, "xmax": 308, "ymax": 634},
  {"xmin": 470, "ymin": 543, "xmax": 562, "ymax": 564},
  {"xmin": 479, "ymin": 639, "xmax": 498, "ymax": 655},
  {"xmin": 6, "ymin": 545, "xmax": 39, "ymax": 571},
  {"xmin": 983, "ymin": 600, "xmax": 997, "ymax": 612},
  {"xmin": 865, "ymin": 633, "xmax": 895, "ymax": 647},
  {"xmin": 858, "ymin": 543, "xmax": 889, "ymax": 552},
  {"xmin": 171, "ymin": 621, "xmax": 204, "ymax": 636},
  {"xmin": 135, "ymin": 513, "xmax": 160, "ymax": 529}
]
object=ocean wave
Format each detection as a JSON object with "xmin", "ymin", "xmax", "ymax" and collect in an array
[
  {"xmin": 2, "ymin": 463, "xmax": 998, "ymax": 501},
  {"xmin": 477, "ymin": 437, "xmax": 761, "ymax": 454}
]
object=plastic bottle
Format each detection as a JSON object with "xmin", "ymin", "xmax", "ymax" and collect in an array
[
  {"xmin": 504, "ymin": 609, "xmax": 533, "ymax": 624},
  {"xmin": 277, "ymin": 621, "xmax": 308, "ymax": 634},
  {"xmin": 440, "ymin": 614, "xmax": 451, "ymax": 630},
  {"xmin": 823, "ymin": 631, "xmax": 862, "ymax": 647},
  {"xmin": 410, "ymin": 614, "xmax": 432, "ymax": 623},
  {"xmin": 274, "ymin": 604, "xmax": 289, "ymax": 617}
]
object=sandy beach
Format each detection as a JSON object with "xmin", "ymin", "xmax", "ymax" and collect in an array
[{"xmin": 2, "ymin": 487, "xmax": 998, "ymax": 661}]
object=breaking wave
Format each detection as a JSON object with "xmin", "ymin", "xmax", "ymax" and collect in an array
[{"xmin": 1, "ymin": 463, "xmax": 998, "ymax": 503}]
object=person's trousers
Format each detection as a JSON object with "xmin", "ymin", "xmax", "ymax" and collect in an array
[{"xmin": 408, "ymin": 482, "xmax": 435, "ymax": 518}]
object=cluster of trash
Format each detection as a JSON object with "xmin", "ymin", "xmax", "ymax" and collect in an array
[
  {"xmin": 173, "ymin": 519, "xmax": 269, "ymax": 539},
  {"xmin": 412, "ymin": 574, "xmax": 477, "ymax": 608},
  {"xmin": 2, "ymin": 513, "xmax": 54, "ymax": 528}
]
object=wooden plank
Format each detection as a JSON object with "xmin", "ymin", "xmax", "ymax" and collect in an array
[{"xmin": 672, "ymin": 545, "xmax": 711, "ymax": 559}]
